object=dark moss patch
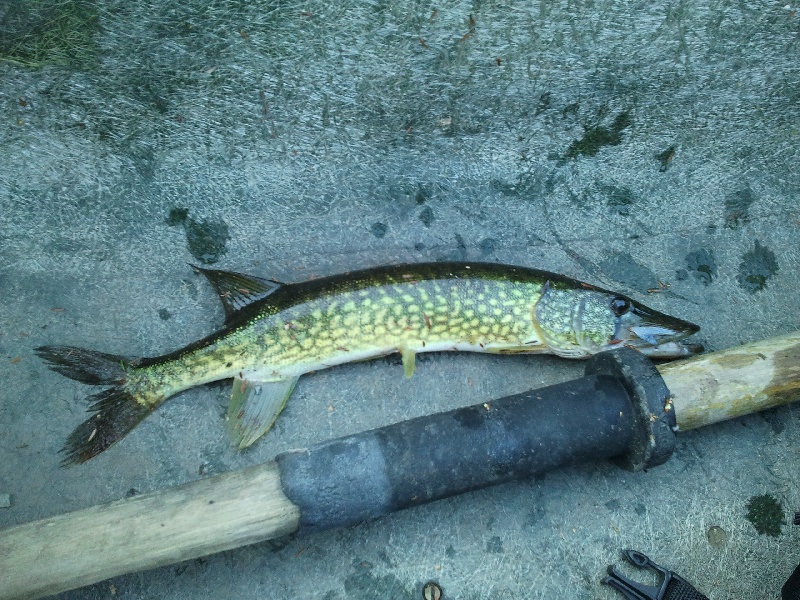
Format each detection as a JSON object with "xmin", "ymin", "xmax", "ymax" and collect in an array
[
  {"xmin": 737, "ymin": 240, "xmax": 778, "ymax": 293},
  {"xmin": 565, "ymin": 111, "xmax": 632, "ymax": 159},
  {"xmin": 185, "ymin": 217, "xmax": 229, "ymax": 265},
  {"xmin": 655, "ymin": 145, "xmax": 676, "ymax": 172},
  {"xmin": 746, "ymin": 494, "xmax": 784, "ymax": 537},
  {"xmin": 370, "ymin": 222, "xmax": 388, "ymax": 238},
  {"xmin": 685, "ymin": 248, "xmax": 717, "ymax": 285},
  {"xmin": 724, "ymin": 187, "xmax": 755, "ymax": 229},
  {"xmin": 0, "ymin": 0, "xmax": 99, "ymax": 69}
]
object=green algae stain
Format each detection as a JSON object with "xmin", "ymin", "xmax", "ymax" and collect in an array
[
  {"xmin": 737, "ymin": 240, "xmax": 778, "ymax": 293},
  {"xmin": 0, "ymin": 0, "xmax": 99, "ymax": 69},
  {"xmin": 166, "ymin": 207, "xmax": 230, "ymax": 265},
  {"xmin": 565, "ymin": 111, "xmax": 632, "ymax": 159},
  {"xmin": 746, "ymin": 494, "xmax": 784, "ymax": 537}
]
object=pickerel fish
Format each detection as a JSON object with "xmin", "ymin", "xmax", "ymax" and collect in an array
[{"xmin": 37, "ymin": 262, "xmax": 701, "ymax": 465}]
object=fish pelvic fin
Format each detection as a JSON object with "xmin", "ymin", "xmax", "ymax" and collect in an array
[
  {"xmin": 400, "ymin": 347, "xmax": 416, "ymax": 378},
  {"xmin": 36, "ymin": 346, "xmax": 155, "ymax": 466},
  {"xmin": 228, "ymin": 376, "xmax": 298, "ymax": 450}
]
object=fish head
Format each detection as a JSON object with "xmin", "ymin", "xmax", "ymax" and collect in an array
[{"xmin": 532, "ymin": 282, "xmax": 701, "ymax": 359}]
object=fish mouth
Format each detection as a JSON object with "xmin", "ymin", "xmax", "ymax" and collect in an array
[{"xmin": 625, "ymin": 306, "xmax": 702, "ymax": 358}]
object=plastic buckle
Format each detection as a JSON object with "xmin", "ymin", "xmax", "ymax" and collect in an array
[{"xmin": 603, "ymin": 549, "xmax": 708, "ymax": 600}]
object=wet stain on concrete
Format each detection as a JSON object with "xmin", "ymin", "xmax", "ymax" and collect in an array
[
  {"xmin": 737, "ymin": 240, "xmax": 778, "ymax": 293},
  {"xmin": 598, "ymin": 184, "xmax": 636, "ymax": 216},
  {"xmin": 166, "ymin": 207, "xmax": 230, "ymax": 265},
  {"xmin": 478, "ymin": 237, "xmax": 497, "ymax": 256},
  {"xmin": 419, "ymin": 206, "xmax": 435, "ymax": 227},
  {"xmin": 343, "ymin": 566, "xmax": 409, "ymax": 597},
  {"xmin": 685, "ymin": 248, "xmax": 717, "ymax": 285},
  {"xmin": 599, "ymin": 252, "xmax": 659, "ymax": 293},
  {"xmin": 655, "ymin": 145, "xmax": 676, "ymax": 172},
  {"xmin": 370, "ymin": 222, "xmax": 388, "ymax": 238},
  {"xmin": 486, "ymin": 536, "xmax": 504, "ymax": 553},
  {"xmin": 724, "ymin": 186, "xmax": 755, "ymax": 229},
  {"xmin": 415, "ymin": 185, "xmax": 429, "ymax": 205},
  {"xmin": 535, "ymin": 91, "xmax": 552, "ymax": 115}
]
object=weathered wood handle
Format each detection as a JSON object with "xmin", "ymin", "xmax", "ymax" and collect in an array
[
  {"xmin": 659, "ymin": 331, "xmax": 800, "ymax": 431},
  {"xmin": 1, "ymin": 332, "xmax": 799, "ymax": 600},
  {"xmin": 0, "ymin": 463, "xmax": 301, "ymax": 600}
]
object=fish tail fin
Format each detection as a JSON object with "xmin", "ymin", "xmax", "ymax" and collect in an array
[
  {"xmin": 36, "ymin": 346, "xmax": 156, "ymax": 466},
  {"xmin": 35, "ymin": 345, "xmax": 132, "ymax": 385},
  {"xmin": 61, "ymin": 387, "xmax": 155, "ymax": 466}
]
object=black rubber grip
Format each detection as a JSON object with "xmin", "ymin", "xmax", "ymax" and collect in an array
[{"xmin": 276, "ymin": 366, "xmax": 639, "ymax": 533}]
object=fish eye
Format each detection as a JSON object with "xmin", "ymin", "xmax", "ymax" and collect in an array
[{"xmin": 610, "ymin": 296, "xmax": 631, "ymax": 317}]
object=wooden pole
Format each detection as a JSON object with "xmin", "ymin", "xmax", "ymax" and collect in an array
[
  {"xmin": 0, "ymin": 462, "xmax": 300, "ymax": 600},
  {"xmin": 1, "ymin": 331, "xmax": 799, "ymax": 600},
  {"xmin": 658, "ymin": 331, "xmax": 800, "ymax": 431}
]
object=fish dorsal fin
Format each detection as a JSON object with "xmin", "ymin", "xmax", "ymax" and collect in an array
[{"xmin": 192, "ymin": 265, "xmax": 282, "ymax": 320}]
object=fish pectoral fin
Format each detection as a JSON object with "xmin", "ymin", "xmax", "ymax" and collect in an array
[
  {"xmin": 400, "ymin": 347, "xmax": 416, "ymax": 378},
  {"xmin": 192, "ymin": 265, "xmax": 282, "ymax": 322},
  {"xmin": 228, "ymin": 375, "xmax": 298, "ymax": 450}
]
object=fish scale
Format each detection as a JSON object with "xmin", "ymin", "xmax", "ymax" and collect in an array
[{"xmin": 35, "ymin": 262, "xmax": 700, "ymax": 464}]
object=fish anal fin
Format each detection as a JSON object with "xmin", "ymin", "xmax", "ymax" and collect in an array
[
  {"xmin": 192, "ymin": 265, "xmax": 282, "ymax": 321},
  {"xmin": 228, "ymin": 375, "xmax": 298, "ymax": 450},
  {"xmin": 400, "ymin": 347, "xmax": 416, "ymax": 378}
]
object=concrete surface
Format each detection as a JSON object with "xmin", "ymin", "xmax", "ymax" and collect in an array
[{"xmin": 1, "ymin": 1, "xmax": 799, "ymax": 598}]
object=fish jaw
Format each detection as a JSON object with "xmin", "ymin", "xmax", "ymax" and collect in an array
[
  {"xmin": 612, "ymin": 303, "xmax": 701, "ymax": 358},
  {"xmin": 533, "ymin": 282, "xmax": 700, "ymax": 359},
  {"xmin": 627, "ymin": 304, "xmax": 702, "ymax": 358}
]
